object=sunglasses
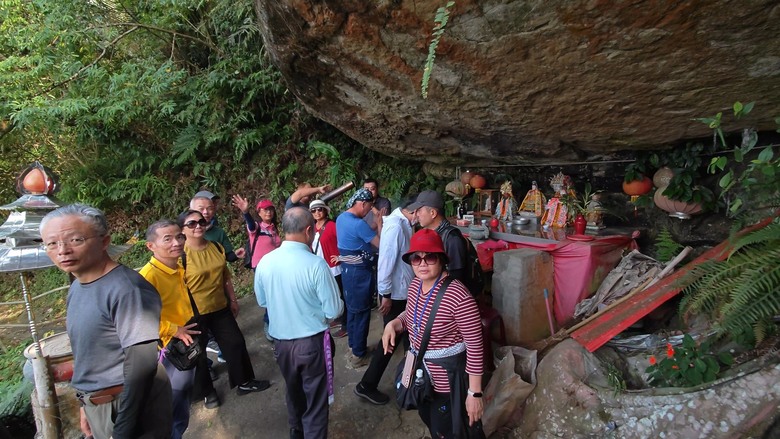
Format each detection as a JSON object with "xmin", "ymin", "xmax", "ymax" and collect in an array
[
  {"xmin": 409, "ymin": 253, "xmax": 439, "ymax": 266},
  {"xmin": 183, "ymin": 219, "xmax": 208, "ymax": 229},
  {"xmin": 310, "ymin": 207, "xmax": 326, "ymax": 213}
]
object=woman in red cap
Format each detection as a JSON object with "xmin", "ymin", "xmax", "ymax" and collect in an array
[
  {"xmin": 231, "ymin": 195, "xmax": 280, "ymax": 269},
  {"xmin": 232, "ymin": 195, "xmax": 281, "ymax": 342},
  {"xmin": 382, "ymin": 229, "xmax": 485, "ymax": 438}
]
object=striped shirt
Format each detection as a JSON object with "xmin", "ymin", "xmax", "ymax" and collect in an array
[{"xmin": 401, "ymin": 276, "xmax": 483, "ymax": 393}]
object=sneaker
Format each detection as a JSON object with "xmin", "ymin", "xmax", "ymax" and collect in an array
[
  {"xmin": 354, "ymin": 383, "xmax": 390, "ymax": 405},
  {"xmin": 348, "ymin": 353, "xmax": 370, "ymax": 369},
  {"xmin": 333, "ymin": 328, "xmax": 348, "ymax": 338},
  {"xmin": 204, "ymin": 391, "xmax": 220, "ymax": 409},
  {"xmin": 206, "ymin": 339, "xmax": 220, "ymax": 354},
  {"xmin": 217, "ymin": 353, "xmax": 226, "ymax": 363},
  {"xmin": 237, "ymin": 379, "xmax": 271, "ymax": 395}
]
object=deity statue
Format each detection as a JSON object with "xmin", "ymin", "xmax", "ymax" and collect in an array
[
  {"xmin": 518, "ymin": 181, "xmax": 547, "ymax": 218},
  {"xmin": 495, "ymin": 181, "xmax": 517, "ymax": 221},
  {"xmin": 541, "ymin": 188, "xmax": 569, "ymax": 228}
]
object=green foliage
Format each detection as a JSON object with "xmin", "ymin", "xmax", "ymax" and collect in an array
[
  {"xmin": 645, "ymin": 335, "xmax": 733, "ymax": 388},
  {"xmin": 421, "ymin": 1, "xmax": 455, "ymax": 99},
  {"xmin": 704, "ymin": 102, "xmax": 780, "ymax": 220},
  {"xmin": 625, "ymin": 141, "xmax": 719, "ymax": 207},
  {"xmin": 679, "ymin": 222, "xmax": 780, "ymax": 345},
  {"xmin": 0, "ymin": 339, "xmax": 33, "ymax": 419},
  {"xmin": 1, "ymin": 0, "xmax": 295, "ymax": 212},
  {"xmin": 0, "ymin": 338, "xmax": 29, "ymax": 386},
  {"xmin": 604, "ymin": 362, "xmax": 626, "ymax": 396},
  {"xmin": 654, "ymin": 227, "xmax": 683, "ymax": 263}
]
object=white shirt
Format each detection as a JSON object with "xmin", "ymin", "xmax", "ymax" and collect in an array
[{"xmin": 377, "ymin": 208, "xmax": 414, "ymax": 300}]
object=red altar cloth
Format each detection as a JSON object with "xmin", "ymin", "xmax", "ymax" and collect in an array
[{"xmin": 477, "ymin": 234, "xmax": 637, "ymax": 326}]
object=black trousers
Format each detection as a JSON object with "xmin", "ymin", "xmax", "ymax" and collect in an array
[
  {"xmin": 359, "ymin": 298, "xmax": 408, "ymax": 390},
  {"xmin": 194, "ymin": 306, "xmax": 255, "ymax": 396},
  {"xmin": 274, "ymin": 332, "xmax": 332, "ymax": 439}
]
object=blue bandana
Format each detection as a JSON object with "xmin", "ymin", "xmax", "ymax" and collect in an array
[{"xmin": 345, "ymin": 188, "xmax": 374, "ymax": 209}]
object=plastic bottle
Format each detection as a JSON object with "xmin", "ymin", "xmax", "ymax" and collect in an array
[{"xmin": 414, "ymin": 369, "xmax": 424, "ymax": 386}]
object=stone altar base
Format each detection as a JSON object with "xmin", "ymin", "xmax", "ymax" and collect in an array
[{"xmin": 492, "ymin": 248, "xmax": 555, "ymax": 346}]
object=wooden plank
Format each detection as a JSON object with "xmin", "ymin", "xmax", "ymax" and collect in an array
[{"xmin": 570, "ymin": 217, "xmax": 775, "ymax": 352}]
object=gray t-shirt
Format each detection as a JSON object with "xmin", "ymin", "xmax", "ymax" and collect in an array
[{"xmin": 66, "ymin": 264, "xmax": 162, "ymax": 391}]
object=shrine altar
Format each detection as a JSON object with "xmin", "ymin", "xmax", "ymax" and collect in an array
[{"xmin": 474, "ymin": 230, "xmax": 637, "ymax": 327}]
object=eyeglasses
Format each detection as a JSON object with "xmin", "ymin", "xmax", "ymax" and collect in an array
[
  {"xmin": 43, "ymin": 236, "xmax": 101, "ymax": 251},
  {"xmin": 310, "ymin": 207, "xmax": 326, "ymax": 213},
  {"xmin": 183, "ymin": 219, "xmax": 208, "ymax": 229},
  {"xmin": 409, "ymin": 253, "xmax": 439, "ymax": 266}
]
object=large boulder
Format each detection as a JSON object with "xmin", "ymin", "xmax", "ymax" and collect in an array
[
  {"xmin": 518, "ymin": 339, "xmax": 780, "ymax": 438},
  {"xmin": 253, "ymin": 1, "xmax": 780, "ymax": 164}
]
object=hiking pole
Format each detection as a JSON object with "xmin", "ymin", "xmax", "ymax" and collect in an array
[{"xmin": 544, "ymin": 288, "xmax": 556, "ymax": 336}]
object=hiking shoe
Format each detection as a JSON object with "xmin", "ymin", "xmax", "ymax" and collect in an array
[
  {"xmin": 354, "ymin": 383, "xmax": 389, "ymax": 405},
  {"xmin": 204, "ymin": 391, "xmax": 220, "ymax": 409},
  {"xmin": 348, "ymin": 353, "xmax": 370, "ymax": 369},
  {"xmin": 237, "ymin": 379, "xmax": 271, "ymax": 395},
  {"xmin": 333, "ymin": 328, "xmax": 348, "ymax": 338},
  {"xmin": 217, "ymin": 353, "xmax": 226, "ymax": 363},
  {"xmin": 206, "ymin": 339, "xmax": 220, "ymax": 354}
]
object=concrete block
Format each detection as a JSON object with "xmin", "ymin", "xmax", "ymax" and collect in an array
[{"xmin": 492, "ymin": 248, "xmax": 555, "ymax": 346}]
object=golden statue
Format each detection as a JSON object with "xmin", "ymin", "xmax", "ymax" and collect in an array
[{"xmin": 518, "ymin": 181, "xmax": 547, "ymax": 218}]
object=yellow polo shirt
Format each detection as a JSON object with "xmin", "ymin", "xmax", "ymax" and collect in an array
[
  {"xmin": 139, "ymin": 257, "xmax": 195, "ymax": 347},
  {"xmin": 183, "ymin": 243, "xmax": 231, "ymax": 315}
]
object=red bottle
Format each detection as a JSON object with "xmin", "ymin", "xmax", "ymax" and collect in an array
[{"xmin": 573, "ymin": 214, "xmax": 587, "ymax": 235}]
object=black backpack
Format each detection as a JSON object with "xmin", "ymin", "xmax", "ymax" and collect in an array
[{"xmin": 440, "ymin": 226, "xmax": 485, "ymax": 298}]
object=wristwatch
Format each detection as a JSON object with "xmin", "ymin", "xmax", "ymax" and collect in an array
[{"xmin": 467, "ymin": 389, "xmax": 483, "ymax": 398}]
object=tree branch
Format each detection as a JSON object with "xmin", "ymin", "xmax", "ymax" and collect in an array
[
  {"xmin": 107, "ymin": 22, "xmax": 223, "ymax": 56},
  {"xmin": 35, "ymin": 26, "xmax": 139, "ymax": 98}
]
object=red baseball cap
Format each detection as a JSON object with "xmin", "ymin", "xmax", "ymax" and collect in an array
[{"xmin": 256, "ymin": 199, "xmax": 274, "ymax": 210}]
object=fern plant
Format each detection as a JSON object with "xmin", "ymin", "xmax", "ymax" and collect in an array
[
  {"xmin": 421, "ymin": 1, "xmax": 455, "ymax": 99},
  {"xmin": 655, "ymin": 227, "xmax": 683, "ymax": 263},
  {"xmin": 679, "ymin": 221, "xmax": 780, "ymax": 345}
]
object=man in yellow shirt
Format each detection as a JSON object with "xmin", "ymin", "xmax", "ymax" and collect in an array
[{"xmin": 139, "ymin": 220, "xmax": 200, "ymax": 439}]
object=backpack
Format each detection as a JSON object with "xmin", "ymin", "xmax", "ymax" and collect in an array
[{"xmin": 440, "ymin": 226, "xmax": 485, "ymax": 297}]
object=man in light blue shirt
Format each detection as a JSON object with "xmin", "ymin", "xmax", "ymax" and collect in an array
[
  {"xmin": 354, "ymin": 199, "xmax": 416, "ymax": 405},
  {"xmin": 255, "ymin": 207, "xmax": 343, "ymax": 439}
]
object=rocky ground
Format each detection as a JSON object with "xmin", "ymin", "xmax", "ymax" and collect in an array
[{"xmin": 185, "ymin": 296, "xmax": 434, "ymax": 439}]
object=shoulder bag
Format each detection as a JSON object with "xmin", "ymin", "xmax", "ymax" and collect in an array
[
  {"xmin": 395, "ymin": 277, "xmax": 453, "ymax": 410},
  {"xmin": 164, "ymin": 258, "xmax": 204, "ymax": 371}
]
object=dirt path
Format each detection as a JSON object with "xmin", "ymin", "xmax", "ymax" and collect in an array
[{"xmin": 185, "ymin": 296, "xmax": 431, "ymax": 439}]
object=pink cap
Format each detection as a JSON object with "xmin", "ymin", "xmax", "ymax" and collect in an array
[{"xmin": 256, "ymin": 199, "xmax": 274, "ymax": 210}]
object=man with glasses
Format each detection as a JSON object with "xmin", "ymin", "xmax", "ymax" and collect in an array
[
  {"xmin": 354, "ymin": 198, "xmax": 416, "ymax": 404},
  {"xmin": 190, "ymin": 194, "xmax": 245, "ymax": 263},
  {"xmin": 40, "ymin": 204, "xmax": 172, "ymax": 439},
  {"xmin": 334, "ymin": 188, "xmax": 382, "ymax": 368}
]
